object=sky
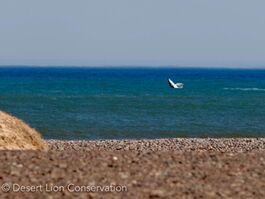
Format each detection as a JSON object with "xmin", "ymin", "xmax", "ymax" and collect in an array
[{"xmin": 0, "ymin": 0, "xmax": 265, "ymax": 67}]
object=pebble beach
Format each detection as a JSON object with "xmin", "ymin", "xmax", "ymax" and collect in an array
[{"xmin": 1, "ymin": 138, "xmax": 265, "ymax": 198}]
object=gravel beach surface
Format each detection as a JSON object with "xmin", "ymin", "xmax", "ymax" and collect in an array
[{"xmin": 1, "ymin": 138, "xmax": 265, "ymax": 199}]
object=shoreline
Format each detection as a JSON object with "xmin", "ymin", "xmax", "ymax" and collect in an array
[
  {"xmin": 47, "ymin": 138, "xmax": 265, "ymax": 152},
  {"xmin": 1, "ymin": 138, "xmax": 265, "ymax": 198}
]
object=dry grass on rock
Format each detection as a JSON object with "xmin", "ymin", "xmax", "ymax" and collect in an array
[{"xmin": 0, "ymin": 111, "xmax": 47, "ymax": 151}]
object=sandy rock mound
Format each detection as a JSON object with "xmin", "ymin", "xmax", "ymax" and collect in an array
[{"xmin": 0, "ymin": 111, "xmax": 48, "ymax": 151}]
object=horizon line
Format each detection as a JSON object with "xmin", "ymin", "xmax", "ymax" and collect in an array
[{"xmin": 0, "ymin": 65, "xmax": 265, "ymax": 69}]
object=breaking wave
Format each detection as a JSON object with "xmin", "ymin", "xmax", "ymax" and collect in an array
[{"xmin": 224, "ymin": 87, "xmax": 265, "ymax": 91}]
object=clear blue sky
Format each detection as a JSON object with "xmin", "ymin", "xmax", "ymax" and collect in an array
[{"xmin": 0, "ymin": 0, "xmax": 265, "ymax": 67}]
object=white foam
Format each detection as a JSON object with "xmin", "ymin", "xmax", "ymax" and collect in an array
[{"xmin": 223, "ymin": 87, "xmax": 265, "ymax": 91}]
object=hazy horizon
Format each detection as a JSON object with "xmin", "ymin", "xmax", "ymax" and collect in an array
[
  {"xmin": 1, "ymin": 0, "xmax": 265, "ymax": 68},
  {"xmin": 1, "ymin": 65, "xmax": 265, "ymax": 69}
]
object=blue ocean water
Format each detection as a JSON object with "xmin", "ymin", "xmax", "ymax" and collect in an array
[{"xmin": 0, "ymin": 67, "xmax": 265, "ymax": 139}]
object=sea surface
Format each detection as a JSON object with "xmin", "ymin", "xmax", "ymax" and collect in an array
[{"xmin": 0, "ymin": 67, "xmax": 265, "ymax": 139}]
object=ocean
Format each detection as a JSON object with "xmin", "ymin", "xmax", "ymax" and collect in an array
[{"xmin": 0, "ymin": 67, "xmax": 265, "ymax": 139}]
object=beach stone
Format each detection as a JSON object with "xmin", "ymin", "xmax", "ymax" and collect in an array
[{"xmin": 0, "ymin": 111, "xmax": 48, "ymax": 151}]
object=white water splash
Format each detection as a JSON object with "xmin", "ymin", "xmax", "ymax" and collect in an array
[{"xmin": 224, "ymin": 87, "xmax": 265, "ymax": 91}]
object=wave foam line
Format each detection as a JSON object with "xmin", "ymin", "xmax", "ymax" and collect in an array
[{"xmin": 224, "ymin": 87, "xmax": 265, "ymax": 91}]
